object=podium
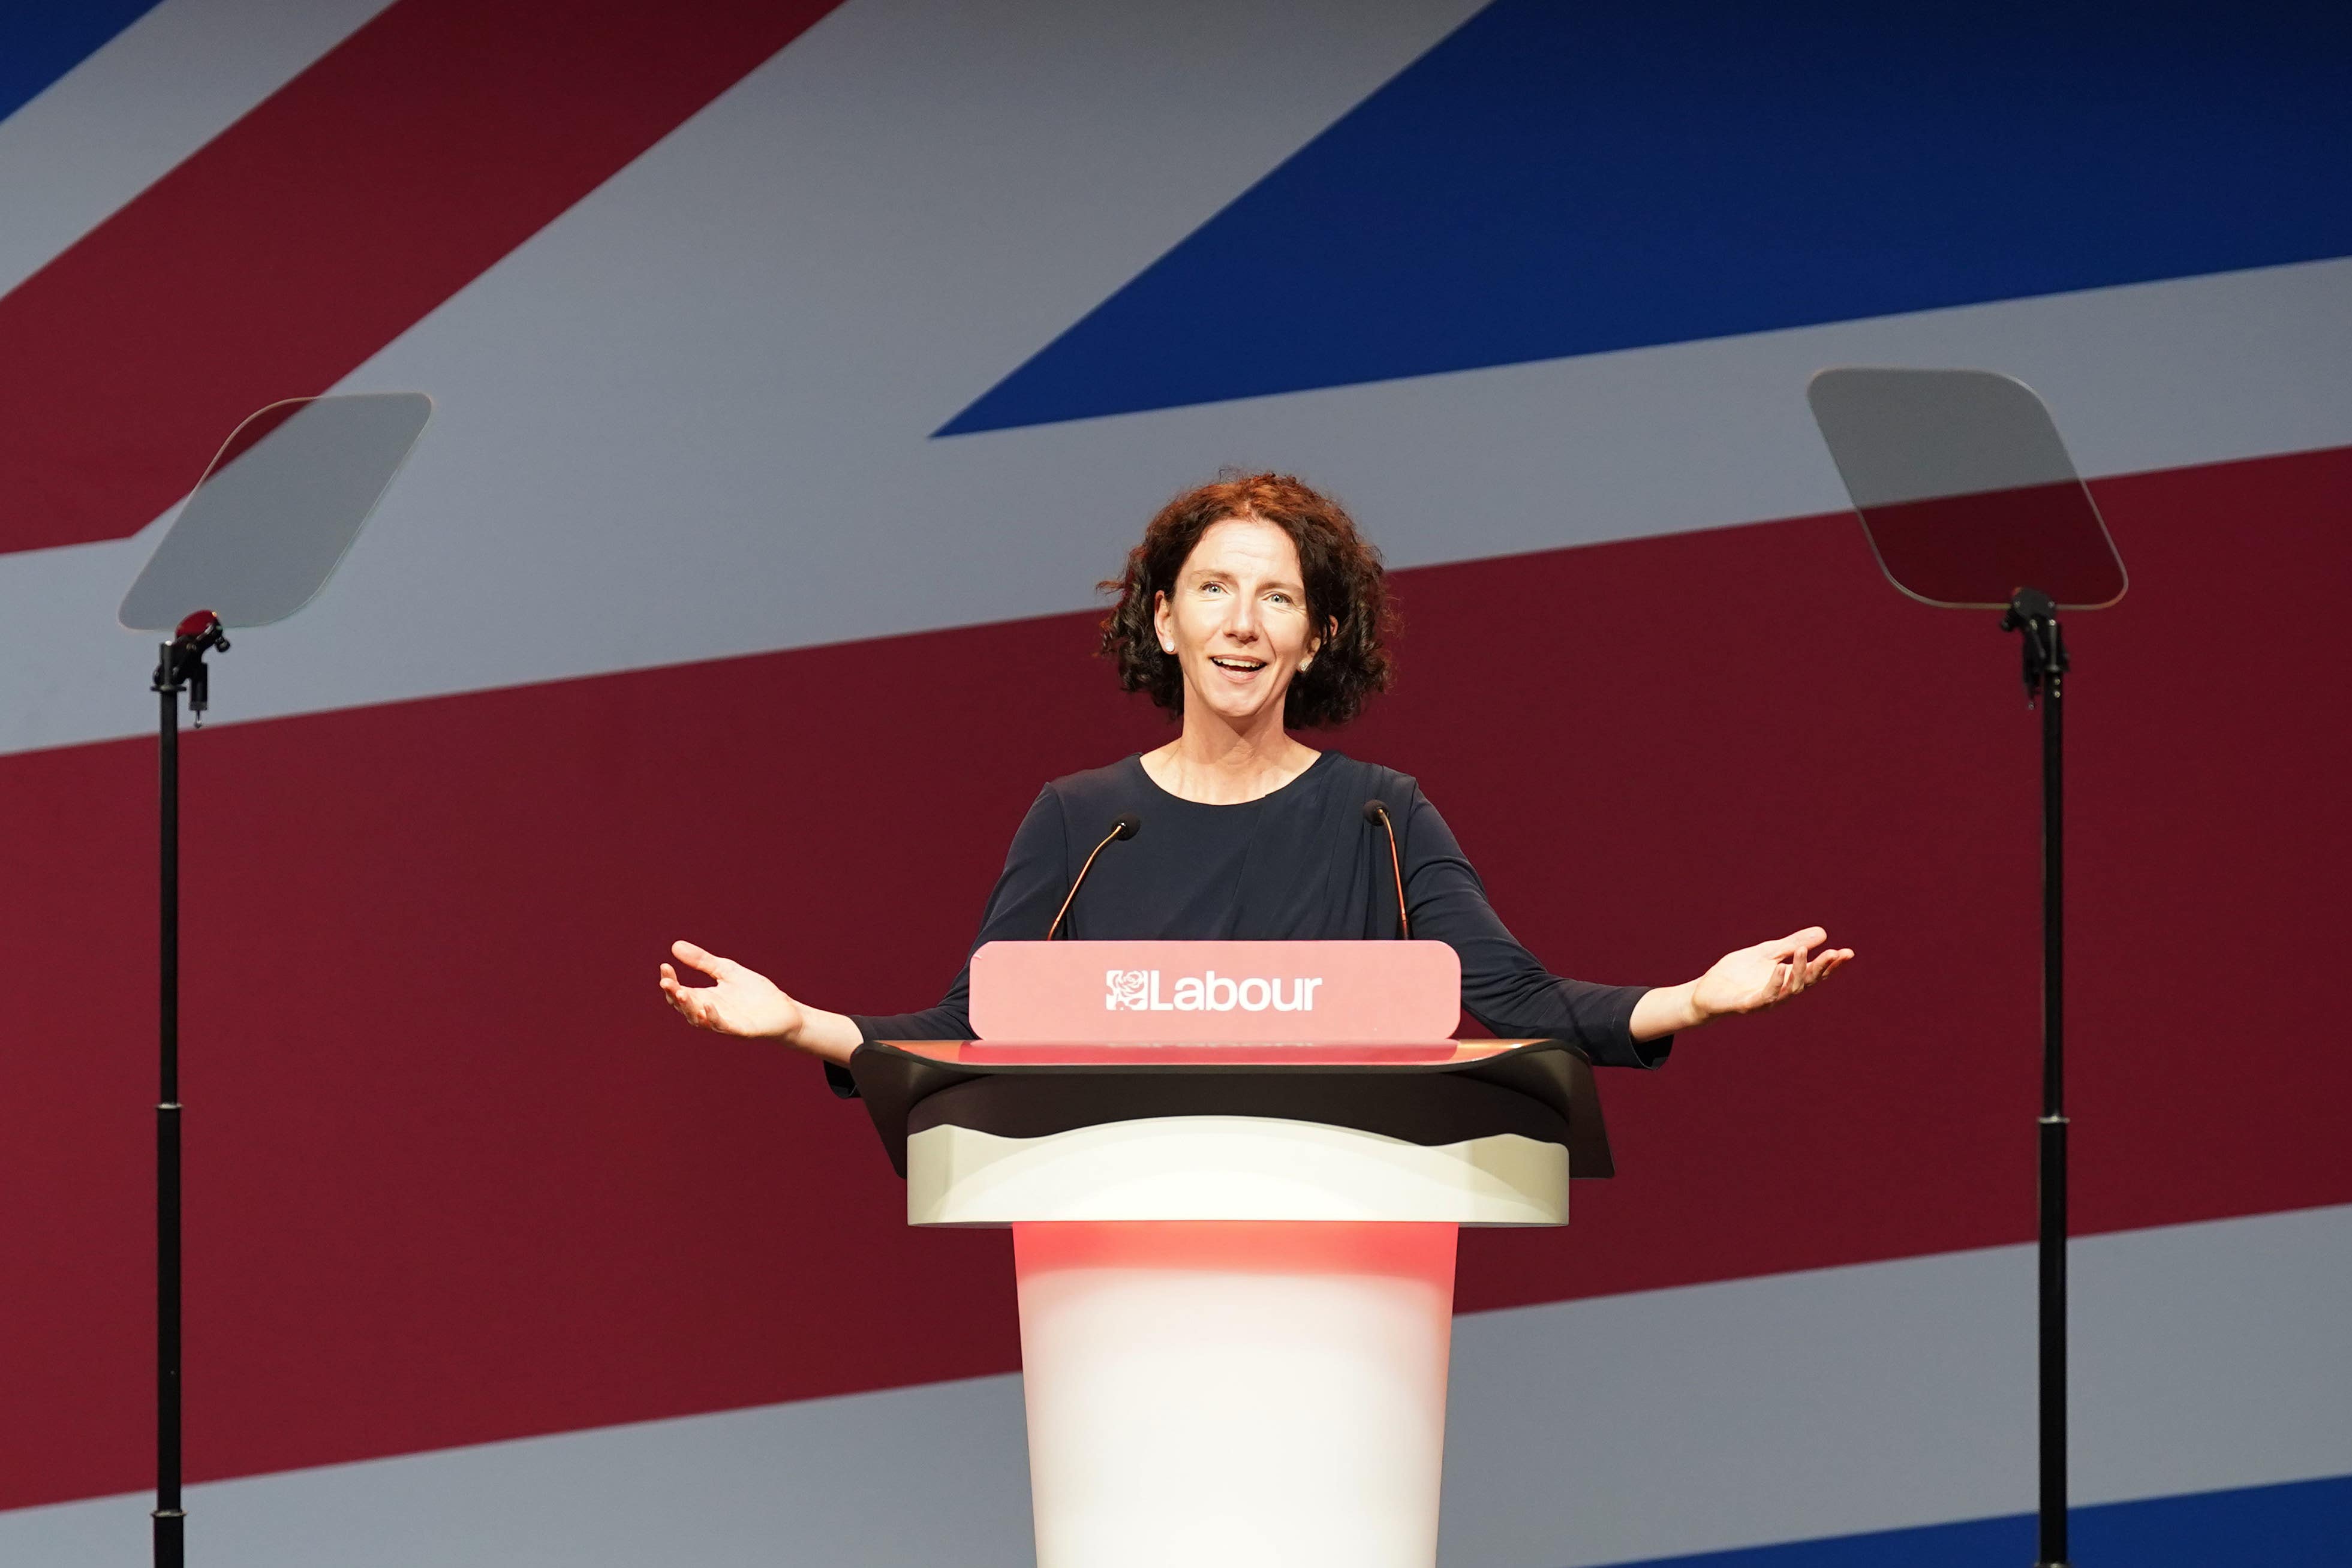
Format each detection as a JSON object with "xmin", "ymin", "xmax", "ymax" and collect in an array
[{"xmin": 849, "ymin": 940, "xmax": 1613, "ymax": 1568}]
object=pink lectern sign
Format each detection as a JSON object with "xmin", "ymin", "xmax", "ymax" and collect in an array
[{"xmin": 968, "ymin": 939, "xmax": 1461, "ymax": 1043}]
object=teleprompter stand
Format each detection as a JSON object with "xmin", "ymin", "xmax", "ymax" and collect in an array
[
  {"xmin": 1809, "ymin": 368, "xmax": 2127, "ymax": 1567},
  {"xmin": 2004, "ymin": 585, "xmax": 2073, "ymax": 1566},
  {"xmin": 146, "ymin": 610, "xmax": 228, "ymax": 1566},
  {"xmin": 118, "ymin": 393, "xmax": 432, "ymax": 1567}
]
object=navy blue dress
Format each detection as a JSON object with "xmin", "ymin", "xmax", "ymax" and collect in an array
[{"xmin": 837, "ymin": 753, "xmax": 1668, "ymax": 1085}]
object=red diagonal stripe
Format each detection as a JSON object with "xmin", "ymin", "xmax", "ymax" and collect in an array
[{"xmin": 0, "ymin": 0, "xmax": 844, "ymax": 556}]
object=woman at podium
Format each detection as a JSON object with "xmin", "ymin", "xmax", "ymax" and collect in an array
[{"xmin": 661, "ymin": 472, "xmax": 1848, "ymax": 1071}]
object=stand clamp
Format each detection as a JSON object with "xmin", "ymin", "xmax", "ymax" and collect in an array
[
  {"xmin": 2002, "ymin": 587, "xmax": 2067, "ymax": 708},
  {"xmin": 152, "ymin": 610, "xmax": 230, "ymax": 726}
]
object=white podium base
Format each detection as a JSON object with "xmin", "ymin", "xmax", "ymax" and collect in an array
[
  {"xmin": 910, "ymin": 1115, "xmax": 1568, "ymax": 1225},
  {"xmin": 1014, "ymin": 1221, "xmax": 1457, "ymax": 1568}
]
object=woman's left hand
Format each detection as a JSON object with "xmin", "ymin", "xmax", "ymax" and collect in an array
[{"xmin": 1692, "ymin": 926, "xmax": 1852, "ymax": 1020}]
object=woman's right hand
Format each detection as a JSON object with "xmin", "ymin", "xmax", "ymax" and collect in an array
[{"xmin": 660, "ymin": 940, "xmax": 804, "ymax": 1042}]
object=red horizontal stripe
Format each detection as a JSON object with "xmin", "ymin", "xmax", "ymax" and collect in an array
[
  {"xmin": 0, "ymin": 0, "xmax": 843, "ymax": 556},
  {"xmin": 1, "ymin": 442, "xmax": 2345, "ymax": 1507}
]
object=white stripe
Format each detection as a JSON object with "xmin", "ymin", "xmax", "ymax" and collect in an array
[
  {"xmin": 2, "ymin": 0, "xmax": 2348, "ymax": 759},
  {"xmin": 6, "ymin": 1205, "xmax": 2345, "ymax": 1565},
  {"xmin": 0, "ymin": 0, "xmax": 1487, "ymax": 755},
  {"xmin": 0, "ymin": 0, "xmax": 398, "ymax": 300},
  {"xmin": 1449, "ymin": 1202, "xmax": 2352, "ymax": 1565}
]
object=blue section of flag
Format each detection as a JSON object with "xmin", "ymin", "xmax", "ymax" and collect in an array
[
  {"xmin": 941, "ymin": 0, "xmax": 2352, "ymax": 436},
  {"xmin": 1589, "ymin": 1471, "xmax": 2352, "ymax": 1567},
  {"xmin": 0, "ymin": 1, "xmax": 169, "ymax": 125}
]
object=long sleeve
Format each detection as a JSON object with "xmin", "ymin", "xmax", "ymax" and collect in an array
[
  {"xmin": 821, "ymin": 757, "xmax": 1667, "ymax": 1102},
  {"xmin": 1398, "ymin": 785, "xmax": 1670, "ymax": 1070}
]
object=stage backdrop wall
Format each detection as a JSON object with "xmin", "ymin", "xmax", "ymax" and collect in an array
[{"xmin": 3, "ymin": 2, "xmax": 2347, "ymax": 1563}]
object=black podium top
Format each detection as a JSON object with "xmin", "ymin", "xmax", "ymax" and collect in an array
[{"xmin": 847, "ymin": 1039, "xmax": 1613, "ymax": 1181}]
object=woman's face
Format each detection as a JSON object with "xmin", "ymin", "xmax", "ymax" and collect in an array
[{"xmin": 1153, "ymin": 516, "xmax": 1324, "ymax": 731}]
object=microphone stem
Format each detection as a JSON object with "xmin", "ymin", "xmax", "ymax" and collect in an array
[
  {"xmin": 1373, "ymin": 804, "xmax": 1410, "ymax": 939},
  {"xmin": 1046, "ymin": 826, "xmax": 1125, "ymax": 940}
]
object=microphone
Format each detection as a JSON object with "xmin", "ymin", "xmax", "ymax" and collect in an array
[
  {"xmin": 1361, "ymin": 799, "xmax": 1409, "ymax": 938},
  {"xmin": 1045, "ymin": 814, "xmax": 1141, "ymax": 940}
]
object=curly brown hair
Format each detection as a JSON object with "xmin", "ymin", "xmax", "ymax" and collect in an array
[{"xmin": 1099, "ymin": 471, "xmax": 1395, "ymax": 728}]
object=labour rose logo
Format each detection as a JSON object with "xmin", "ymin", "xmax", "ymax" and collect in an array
[{"xmin": 1105, "ymin": 969, "xmax": 1151, "ymax": 1010}]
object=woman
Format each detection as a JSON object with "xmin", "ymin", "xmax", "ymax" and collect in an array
[{"xmin": 660, "ymin": 472, "xmax": 1850, "ymax": 1070}]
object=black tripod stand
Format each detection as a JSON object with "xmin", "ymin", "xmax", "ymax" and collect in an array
[
  {"xmin": 2004, "ymin": 588, "xmax": 2071, "ymax": 1567},
  {"xmin": 150, "ymin": 610, "xmax": 228, "ymax": 1568}
]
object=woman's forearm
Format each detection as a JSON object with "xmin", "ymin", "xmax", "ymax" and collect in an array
[
  {"xmin": 1631, "ymin": 980, "xmax": 1706, "ymax": 1042},
  {"xmin": 789, "ymin": 1005, "xmax": 864, "ymax": 1066}
]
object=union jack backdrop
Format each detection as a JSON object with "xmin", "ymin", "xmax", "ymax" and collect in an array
[{"xmin": 3, "ymin": 2, "xmax": 2347, "ymax": 1562}]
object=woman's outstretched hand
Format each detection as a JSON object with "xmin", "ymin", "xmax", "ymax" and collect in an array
[
  {"xmin": 660, "ymin": 940, "xmax": 802, "ymax": 1040},
  {"xmin": 1693, "ymin": 926, "xmax": 1852, "ymax": 1018},
  {"xmin": 1630, "ymin": 926, "xmax": 1854, "ymax": 1040}
]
